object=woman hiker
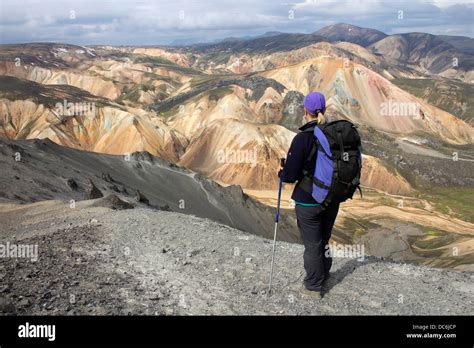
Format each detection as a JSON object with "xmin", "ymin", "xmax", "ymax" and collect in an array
[{"xmin": 279, "ymin": 92, "xmax": 340, "ymax": 299}]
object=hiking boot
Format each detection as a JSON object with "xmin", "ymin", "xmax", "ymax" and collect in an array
[{"xmin": 300, "ymin": 285, "xmax": 322, "ymax": 299}]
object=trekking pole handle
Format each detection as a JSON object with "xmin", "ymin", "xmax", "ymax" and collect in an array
[{"xmin": 275, "ymin": 159, "xmax": 285, "ymax": 223}]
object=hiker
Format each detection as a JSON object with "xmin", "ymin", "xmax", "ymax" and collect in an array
[{"xmin": 279, "ymin": 91, "xmax": 362, "ymax": 299}]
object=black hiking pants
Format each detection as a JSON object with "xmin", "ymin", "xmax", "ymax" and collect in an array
[{"xmin": 295, "ymin": 203, "xmax": 340, "ymax": 291}]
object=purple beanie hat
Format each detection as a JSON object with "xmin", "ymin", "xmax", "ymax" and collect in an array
[{"xmin": 304, "ymin": 92, "xmax": 326, "ymax": 114}]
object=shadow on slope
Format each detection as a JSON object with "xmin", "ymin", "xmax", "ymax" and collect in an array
[{"xmin": 0, "ymin": 137, "xmax": 298, "ymax": 242}]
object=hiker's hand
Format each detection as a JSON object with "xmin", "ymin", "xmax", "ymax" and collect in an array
[{"xmin": 278, "ymin": 158, "xmax": 285, "ymax": 177}]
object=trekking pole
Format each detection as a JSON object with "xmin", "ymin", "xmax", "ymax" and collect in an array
[{"xmin": 268, "ymin": 158, "xmax": 285, "ymax": 294}]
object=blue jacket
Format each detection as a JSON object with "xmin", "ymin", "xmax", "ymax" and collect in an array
[{"xmin": 280, "ymin": 120, "xmax": 318, "ymax": 204}]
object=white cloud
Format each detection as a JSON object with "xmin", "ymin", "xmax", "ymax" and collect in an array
[
  {"xmin": 430, "ymin": 0, "xmax": 473, "ymax": 7},
  {"xmin": 0, "ymin": 0, "xmax": 472, "ymax": 44}
]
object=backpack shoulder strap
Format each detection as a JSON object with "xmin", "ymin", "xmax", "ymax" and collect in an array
[
  {"xmin": 300, "ymin": 125, "xmax": 317, "ymax": 175},
  {"xmin": 297, "ymin": 125, "xmax": 319, "ymax": 193}
]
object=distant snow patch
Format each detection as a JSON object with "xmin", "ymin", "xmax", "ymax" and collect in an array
[{"xmin": 80, "ymin": 46, "xmax": 96, "ymax": 57}]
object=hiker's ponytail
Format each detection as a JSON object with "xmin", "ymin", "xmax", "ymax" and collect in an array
[{"xmin": 316, "ymin": 112, "xmax": 326, "ymax": 125}]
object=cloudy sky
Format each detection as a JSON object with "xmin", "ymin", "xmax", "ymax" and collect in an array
[{"xmin": 0, "ymin": 0, "xmax": 472, "ymax": 45}]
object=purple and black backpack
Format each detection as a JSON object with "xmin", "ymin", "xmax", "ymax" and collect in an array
[{"xmin": 299, "ymin": 120, "xmax": 362, "ymax": 207}]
